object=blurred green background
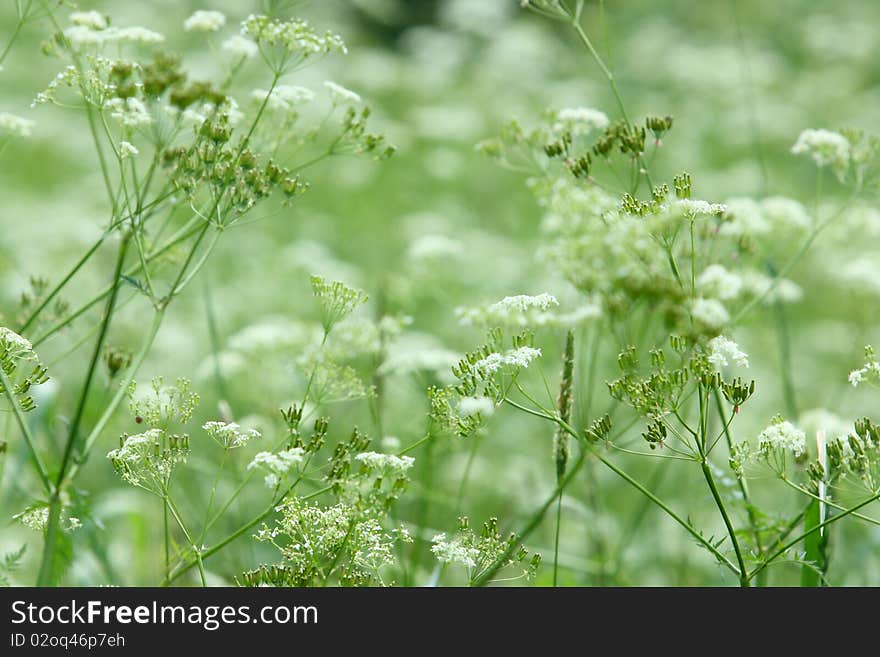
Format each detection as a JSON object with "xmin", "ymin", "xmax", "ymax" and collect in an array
[{"xmin": 1, "ymin": 0, "xmax": 879, "ymax": 585}]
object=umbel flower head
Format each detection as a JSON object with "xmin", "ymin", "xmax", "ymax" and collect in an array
[
  {"xmin": 203, "ymin": 421, "xmax": 261, "ymax": 449},
  {"xmin": 241, "ymin": 14, "xmax": 346, "ymax": 73},
  {"xmin": 0, "ymin": 326, "xmax": 49, "ymax": 412},
  {"xmin": 107, "ymin": 429, "xmax": 190, "ymax": 493}
]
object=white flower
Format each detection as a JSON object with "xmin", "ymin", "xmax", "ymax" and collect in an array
[
  {"xmin": 488, "ymin": 293, "xmax": 559, "ymax": 314},
  {"xmin": 474, "ymin": 346, "xmax": 542, "ymax": 374},
  {"xmin": 0, "ymin": 326, "xmax": 37, "ymax": 361},
  {"xmin": 707, "ymin": 336, "xmax": 749, "ymax": 369},
  {"xmin": 849, "ymin": 369, "xmax": 864, "ymax": 386},
  {"xmin": 70, "ymin": 11, "xmax": 108, "ymax": 30},
  {"xmin": 106, "ymin": 429, "xmax": 165, "ymax": 464},
  {"xmin": 0, "ymin": 112, "xmax": 35, "ymax": 138},
  {"xmin": 184, "ymin": 10, "xmax": 226, "ymax": 32},
  {"xmin": 108, "ymin": 27, "xmax": 165, "ymax": 44},
  {"xmin": 697, "ymin": 264, "xmax": 743, "ymax": 300},
  {"xmin": 222, "ymin": 35, "xmax": 259, "ymax": 58},
  {"xmin": 354, "ymin": 451, "xmax": 415, "ymax": 473},
  {"xmin": 202, "ymin": 421, "xmax": 261, "ymax": 449},
  {"xmin": 758, "ymin": 419, "xmax": 806, "ymax": 457},
  {"xmin": 791, "ymin": 128, "xmax": 850, "ymax": 169},
  {"xmin": 690, "ymin": 298, "xmax": 729, "ymax": 329},
  {"xmin": 431, "ymin": 533, "xmax": 479, "ymax": 568},
  {"xmin": 458, "ymin": 396, "xmax": 496, "ymax": 417},
  {"xmin": 248, "ymin": 448, "xmax": 305, "ymax": 488},
  {"xmin": 554, "ymin": 107, "xmax": 609, "ymax": 135},
  {"xmin": 251, "ymin": 85, "xmax": 315, "ymax": 111},
  {"xmin": 324, "ymin": 80, "xmax": 361, "ymax": 105},
  {"xmin": 105, "ymin": 97, "xmax": 152, "ymax": 127},
  {"xmin": 118, "ymin": 140, "xmax": 139, "ymax": 158},
  {"xmin": 761, "ymin": 196, "xmax": 811, "ymax": 231},
  {"xmin": 677, "ymin": 199, "xmax": 727, "ymax": 216},
  {"xmin": 505, "ymin": 346, "xmax": 542, "ymax": 368}
]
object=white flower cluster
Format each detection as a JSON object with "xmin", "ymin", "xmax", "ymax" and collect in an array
[
  {"xmin": 0, "ymin": 326, "xmax": 37, "ymax": 362},
  {"xmin": 677, "ymin": 199, "xmax": 728, "ymax": 217},
  {"xmin": 248, "ymin": 448, "xmax": 305, "ymax": 488},
  {"xmin": 456, "ymin": 293, "xmax": 600, "ymax": 329},
  {"xmin": 222, "ymin": 35, "xmax": 258, "ymax": 58},
  {"xmin": 697, "ymin": 264, "xmax": 742, "ymax": 300},
  {"xmin": 14, "ymin": 505, "xmax": 81, "ymax": 532},
  {"xmin": 252, "ymin": 85, "xmax": 315, "ymax": 112},
  {"xmin": 118, "ymin": 140, "xmax": 138, "ymax": 158},
  {"xmin": 324, "ymin": 81, "xmax": 361, "ymax": 105},
  {"xmin": 106, "ymin": 429, "xmax": 189, "ymax": 490},
  {"xmin": 474, "ymin": 346, "xmax": 542, "ymax": 374},
  {"xmin": 430, "ymin": 533, "xmax": 480, "ymax": 568},
  {"xmin": 183, "ymin": 10, "xmax": 226, "ymax": 33},
  {"xmin": 721, "ymin": 196, "xmax": 811, "ymax": 236},
  {"xmin": 241, "ymin": 15, "xmax": 347, "ymax": 56},
  {"xmin": 758, "ymin": 419, "xmax": 806, "ymax": 457},
  {"xmin": 458, "ymin": 396, "xmax": 496, "ymax": 418},
  {"xmin": 791, "ymin": 128, "xmax": 850, "ymax": 169},
  {"xmin": 849, "ymin": 347, "xmax": 879, "ymax": 387},
  {"xmin": 0, "ymin": 112, "xmax": 35, "ymax": 138},
  {"xmin": 690, "ymin": 297, "xmax": 730, "ymax": 330},
  {"xmin": 490, "ymin": 293, "xmax": 559, "ymax": 314},
  {"xmin": 69, "ymin": 11, "xmax": 109, "ymax": 30},
  {"xmin": 553, "ymin": 107, "xmax": 609, "ymax": 136},
  {"xmin": 706, "ymin": 336, "xmax": 749, "ymax": 369},
  {"xmin": 202, "ymin": 421, "xmax": 261, "ymax": 449},
  {"xmin": 354, "ymin": 451, "xmax": 415, "ymax": 474},
  {"xmin": 105, "ymin": 97, "xmax": 152, "ymax": 128},
  {"xmin": 64, "ymin": 19, "xmax": 164, "ymax": 47}
]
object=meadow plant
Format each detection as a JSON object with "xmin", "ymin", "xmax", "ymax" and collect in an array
[{"xmin": 2, "ymin": 0, "xmax": 880, "ymax": 588}]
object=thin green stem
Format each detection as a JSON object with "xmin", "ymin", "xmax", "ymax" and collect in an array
[
  {"xmin": 749, "ymin": 489, "xmax": 880, "ymax": 582},
  {"xmin": 700, "ymin": 460, "xmax": 749, "ymax": 586}
]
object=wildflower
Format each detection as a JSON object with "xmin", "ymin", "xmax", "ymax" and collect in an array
[
  {"xmin": 690, "ymin": 297, "xmax": 729, "ymax": 330},
  {"xmin": 706, "ymin": 336, "xmax": 749, "ymax": 369},
  {"xmin": 677, "ymin": 199, "xmax": 727, "ymax": 216},
  {"xmin": 761, "ymin": 196, "xmax": 811, "ymax": 231},
  {"xmin": 107, "ymin": 429, "xmax": 190, "ymax": 490},
  {"xmin": 554, "ymin": 107, "xmax": 609, "ymax": 136},
  {"xmin": 458, "ymin": 396, "xmax": 496, "ymax": 417},
  {"xmin": 69, "ymin": 11, "xmax": 108, "ymax": 30},
  {"xmin": 222, "ymin": 35, "xmax": 259, "ymax": 58},
  {"xmin": 203, "ymin": 421, "xmax": 261, "ymax": 449},
  {"xmin": 431, "ymin": 533, "xmax": 480, "ymax": 568},
  {"xmin": 489, "ymin": 293, "xmax": 559, "ymax": 314},
  {"xmin": 848, "ymin": 346, "xmax": 879, "ymax": 387},
  {"xmin": 791, "ymin": 128, "xmax": 850, "ymax": 169},
  {"xmin": 14, "ymin": 504, "xmax": 81, "ymax": 533},
  {"xmin": 324, "ymin": 81, "xmax": 361, "ymax": 105},
  {"xmin": 758, "ymin": 418, "xmax": 806, "ymax": 457},
  {"xmin": 354, "ymin": 451, "xmax": 415, "ymax": 474},
  {"xmin": 697, "ymin": 265, "xmax": 743, "ymax": 300},
  {"xmin": 241, "ymin": 15, "xmax": 346, "ymax": 70},
  {"xmin": 108, "ymin": 27, "xmax": 165, "ymax": 45},
  {"xmin": 105, "ymin": 97, "xmax": 152, "ymax": 127},
  {"xmin": 475, "ymin": 346, "xmax": 542, "ymax": 374},
  {"xmin": 310, "ymin": 275, "xmax": 368, "ymax": 332},
  {"xmin": 119, "ymin": 140, "xmax": 139, "ymax": 158},
  {"xmin": 0, "ymin": 327, "xmax": 37, "ymax": 362},
  {"xmin": 0, "ymin": 112, "xmax": 35, "ymax": 138},
  {"xmin": 184, "ymin": 10, "xmax": 226, "ymax": 32},
  {"xmin": 251, "ymin": 85, "xmax": 315, "ymax": 111},
  {"xmin": 248, "ymin": 448, "xmax": 305, "ymax": 488}
]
